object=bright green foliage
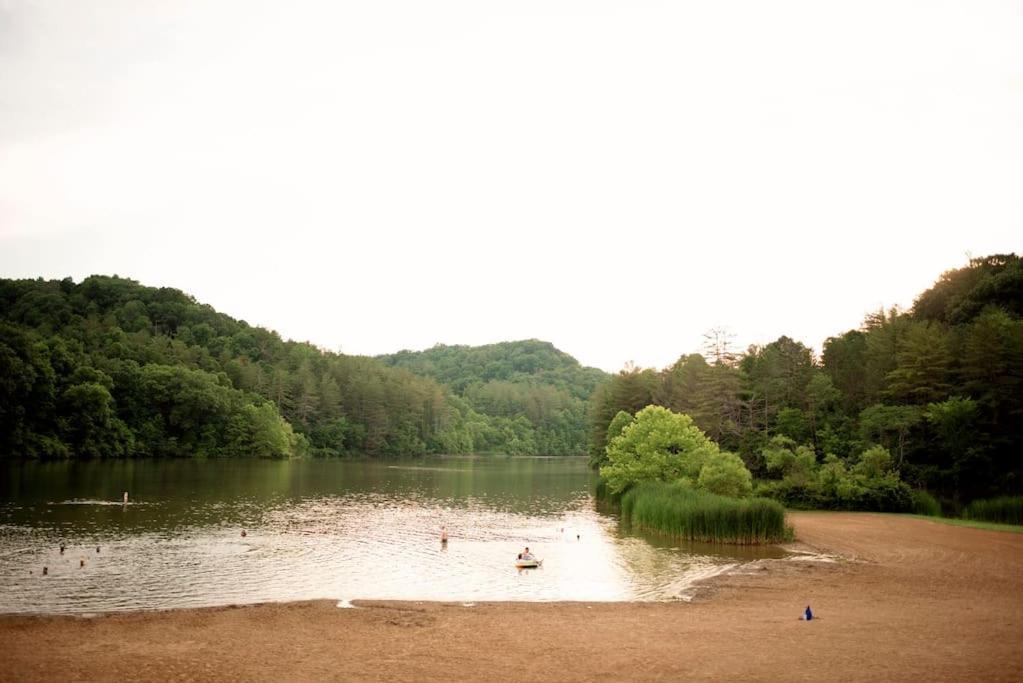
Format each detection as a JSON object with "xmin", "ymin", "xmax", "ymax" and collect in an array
[
  {"xmin": 600, "ymin": 405, "xmax": 752, "ymax": 497},
  {"xmin": 620, "ymin": 481, "xmax": 787, "ymax": 544},
  {"xmin": 696, "ymin": 454, "xmax": 754, "ymax": 498},
  {"xmin": 963, "ymin": 496, "xmax": 1023, "ymax": 525}
]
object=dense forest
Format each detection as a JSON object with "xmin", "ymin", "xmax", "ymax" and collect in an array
[
  {"xmin": 378, "ymin": 341, "xmax": 608, "ymax": 455},
  {"xmin": 0, "ymin": 276, "xmax": 604, "ymax": 459},
  {"xmin": 589, "ymin": 254, "xmax": 1023, "ymax": 503}
]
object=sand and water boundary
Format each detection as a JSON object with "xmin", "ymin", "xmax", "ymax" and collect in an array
[{"xmin": 2, "ymin": 512, "xmax": 1022, "ymax": 681}]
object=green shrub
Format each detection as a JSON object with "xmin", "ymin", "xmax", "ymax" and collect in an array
[
  {"xmin": 620, "ymin": 481, "xmax": 788, "ymax": 544},
  {"xmin": 755, "ymin": 442, "xmax": 913, "ymax": 512},
  {"xmin": 911, "ymin": 490, "xmax": 942, "ymax": 517},
  {"xmin": 963, "ymin": 496, "xmax": 1023, "ymax": 525},
  {"xmin": 600, "ymin": 406, "xmax": 753, "ymax": 497}
]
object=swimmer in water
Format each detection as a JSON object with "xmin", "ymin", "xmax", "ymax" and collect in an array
[{"xmin": 440, "ymin": 526, "xmax": 449, "ymax": 543}]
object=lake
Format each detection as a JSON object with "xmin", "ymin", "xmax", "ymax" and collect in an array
[{"xmin": 0, "ymin": 456, "xmax": 783, "ymax": 614}]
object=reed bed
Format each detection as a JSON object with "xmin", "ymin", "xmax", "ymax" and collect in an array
[
  {"xmin": 619, "ymin": 482, "xmax": 789, "ymax": 544},
  {"xmin": 963, "ymin": 496, "xmax": 1023, "ymax": 525},
  {"xmin": 911, "ymin": 490, "xmax": 942, "ymax": 517}
]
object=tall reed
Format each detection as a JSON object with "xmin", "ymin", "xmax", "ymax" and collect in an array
[
  {"xmin": 963, "ymin": 496, "xmax": 1023, "ymax": 525},
  {"xmin": 911, "ymin": 490, "xmax": 942, "ymax": 517},
  {"xmin": 620, "ymin": 482, "xmax": 788, "ymax": 544}
]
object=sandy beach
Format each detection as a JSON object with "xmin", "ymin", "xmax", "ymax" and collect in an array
[{"xmin": 2, "ymin": 512, "xmax": 1022, "ymax": 682}]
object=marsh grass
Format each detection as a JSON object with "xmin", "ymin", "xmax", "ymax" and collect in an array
[
  {"xmin": 963, "ymin": 496, "xmax": 1023, "ymax": 525},
  {"xmin": 911, "ymin": 490, "xmax": 942, "ymax": 517},
  {"xmin": 619, "ymin": 482, "xmax": 788, "ymax": 544}
]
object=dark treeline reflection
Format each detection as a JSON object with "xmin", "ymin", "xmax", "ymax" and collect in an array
[{"xmin": 0, "ymin": 457, "xmax": 597, "ymax": 533}]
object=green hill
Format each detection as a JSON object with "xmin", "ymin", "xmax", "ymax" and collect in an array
[
  {"xmin": 0, "ymin": 276, "xmax": 600, "ymax": 459},
  {"xmin": 378, "ymin": 340, "xmax": 609, "ymax": 455}
]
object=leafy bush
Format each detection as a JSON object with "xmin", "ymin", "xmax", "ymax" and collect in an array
[
  {"xmin": 620, "ymin": 481, "xmax": 788, "ymax": 544},
  {"xmin": 600, "ymin": 406, "xmax": 752, "ymax": 497},
  {"xmin": 755, "ymin": 438, "xmax": 913, "ymax": 512},
  {"xmin": 963, "ymin": 496, "xmax": 1023, "ymax": 525}
]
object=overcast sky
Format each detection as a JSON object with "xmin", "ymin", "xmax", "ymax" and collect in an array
[{"xmin": 1, "ymin": 0, "xmax": 1020, "ymax": 372}]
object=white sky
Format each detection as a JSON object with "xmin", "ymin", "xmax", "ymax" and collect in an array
[{"xmin": 1, "ymin": 0, "xmax": 1021, "ymax": 372}]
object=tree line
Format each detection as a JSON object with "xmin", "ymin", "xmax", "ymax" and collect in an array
[
  {"xmin": 0, "ymin": 276, "xmax": 606, "ymax": 459},
  {"xmin": 378, "ymin": 340, "xmax": 609, "ymax": 455},
  {"xmin": 589, "ymin": 254, "xmax": 1023, "ymax": 503}
]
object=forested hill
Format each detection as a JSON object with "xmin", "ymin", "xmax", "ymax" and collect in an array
[
  {"xmin": 0, "ymin": 276, "xmax": 595, "ymax": 459},
  {"xmin": 377, "ymin": 340, "xmax": 610, "ymax": 455},
  {"xmin": 589, "ymin": 254, "xmax": 1023, "ymax": 502}
]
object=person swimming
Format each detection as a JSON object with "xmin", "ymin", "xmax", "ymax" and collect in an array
[{"xmin": 441, "ymin": 526, "xmax": 449, "ymax": 543}]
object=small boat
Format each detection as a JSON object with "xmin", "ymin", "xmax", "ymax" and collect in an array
[{"xmin": 515, "ymin": 558, "xmax": 542, "ymax": 568}]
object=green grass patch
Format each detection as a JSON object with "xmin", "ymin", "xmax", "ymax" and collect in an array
[
  {"xmin": 963, "ymin": 496, "xmax": 1023, "ymax": 525},
  {"xmin": 620, "ymin": 481, "xmax": 789, "ymax": 544},
  {"xmin": 906, "ymin": 514, "xmax": 1023, "ymax": 534}
]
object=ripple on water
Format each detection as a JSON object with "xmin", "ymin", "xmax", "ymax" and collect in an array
[{"xmin": 0, "ymin": 461, "xmax": 779, "ymax": 614}]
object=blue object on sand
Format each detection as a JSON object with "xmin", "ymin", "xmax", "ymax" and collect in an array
[{"xmin": 805, "ymin": 605, "xmax": 813, "ymax": 621}]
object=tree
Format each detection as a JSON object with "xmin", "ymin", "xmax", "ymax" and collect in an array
[
  {"xmin": 858, "ymin": 404, "xmax": 921, "ymax": 467},
  {"xmin": 885, "ymin": 321, "xmax": 952, "ymax": 405},
  {"xmin": 600, "ymin": 405, "xmax": 752, "ymax": 497},
  {"xmin": 59, "ymin": 382, "xmax": 133, "ymax": 458},
  {"xmin": 605, "ymin": 410, "xmax": 634, "ymax": 446}
]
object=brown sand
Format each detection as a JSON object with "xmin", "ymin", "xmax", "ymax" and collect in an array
[{"xmin": 2, "ymin": 512, "xmax": 1022, "ymax": 682}]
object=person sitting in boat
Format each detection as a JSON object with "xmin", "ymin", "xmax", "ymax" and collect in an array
[{"xmin": 520, "ymin": 547, "xmax": 535, "ymax": 561}]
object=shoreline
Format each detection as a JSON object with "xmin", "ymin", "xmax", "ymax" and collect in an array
[{"xmin": 3, "ymin": 512, "xmax": 1023, "ymax": 681}]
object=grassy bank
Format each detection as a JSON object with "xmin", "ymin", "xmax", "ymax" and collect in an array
[
  {"xmin": 619, "ymin": 482, "xmax": 789, "ymax": 544},
  {"xmin": 906, "ymin": 515, "xmax": 1023, "ymax": 534},
  {"xmin": 963, "ymin": 496, "xmax": 1023, "ymax": 525}
]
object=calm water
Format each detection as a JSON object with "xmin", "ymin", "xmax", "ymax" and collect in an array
[{"xmin": 0, "ymin": 457, "xmax": 783, "ymax": 614}]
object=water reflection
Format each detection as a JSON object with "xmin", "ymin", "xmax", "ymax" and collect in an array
[{"xmin": 0, "ymin": 457, "xmax": 783, "ymax": 614}]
